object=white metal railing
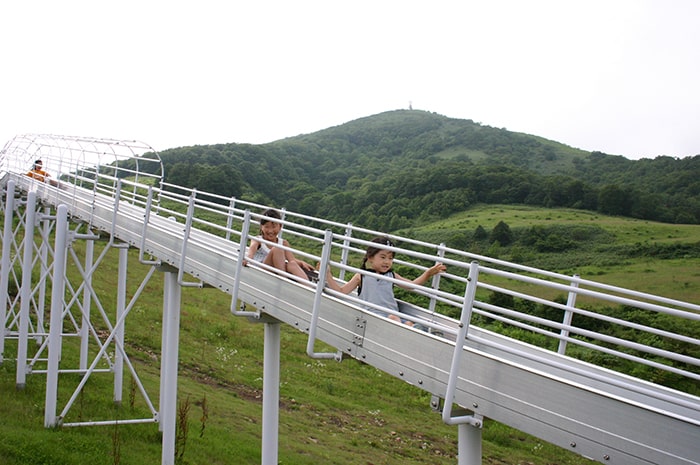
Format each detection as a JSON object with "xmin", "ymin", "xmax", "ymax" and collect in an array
[
  {"xmin": 3, "ymin": 135, "xmax": 699, "ymax": 396},
  {"xmin": 137, "ymin": 178, "xmax": 700, "ymax": 393},
  {"xmin": 1, "ymin": 134, "xmax": 162, "ymax": 180}
]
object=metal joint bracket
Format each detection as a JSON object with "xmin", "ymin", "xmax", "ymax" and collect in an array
[
  {"xmin": 431, "ymin": 396, "xmax": 483, "ymax": 428},
  {"xmin": 71, "ymin": 232, "xmax": 102, "ymax": 241},
  {"xmin": 239, "ymin": 302, "xmax": 261, "ymax": 320},
  {"xmin": 37, "ymin": 213, "xmax": 56, "ymax": 222},
  {"xmin": 352, "ymin": 316, "xmax": 367, "ymax": 347},
  {"xmin": 156, "ymin": 263, "xmax": 179, "ymax": 274},
  {"xmin": 461, "ymin": 413, "xmax": 483, "ymax": 429}
]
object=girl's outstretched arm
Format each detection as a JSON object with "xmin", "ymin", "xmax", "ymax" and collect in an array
[
  {"xmin": 395, "ymin": 263, "xmax": 446, "ymax": 289},
  {"xmin": 325, "ymin": 272, "xmax": 361, "ymax": 294}
]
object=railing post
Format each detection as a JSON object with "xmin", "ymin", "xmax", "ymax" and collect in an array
[
  {"xmin": 224, "ymin": 196, "xmax": 236, "ymax": 241},
  {"xmin": 442, "ymin": 261, "xmax": 480, "ymax": 426},
  {"xmin": 558, "ymin": 274, "xmax": 580, "ymax": 355},
  {"xmin": 306, "ymin": 230, "xmax": 341, "ymax": 360},
  {"xmin": 428, "ymin": 242, "xmax": 446, "ymax": 315},
  {"xmin": 277, "ymin": 208, "xmax": 287, "ymax": 243},
  {"xmin": 110, "ymin": 179, "xmax": 123, "ymax": 239},
  {"xmin": 231, "ymin": 210, "xmax": 259, "ymax": 317},
  {"xmin": 139, "ymin": 186, "xmax": 160, "ymax": 266},
  {"xmin": 339, "ymin": 223, "xmax": 353, "ymax": 281},
  {"xmin": 177, "ymin": 190, "xmax": 203, "ymax": 287},
  {"xmin": 442, "ymin": 261, "xmax": 484, "ymax": 465}
]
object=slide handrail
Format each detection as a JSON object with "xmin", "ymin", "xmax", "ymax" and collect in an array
[{"xmin": 4, "ymin": 148, "xmax": 699, "ymax": 388}]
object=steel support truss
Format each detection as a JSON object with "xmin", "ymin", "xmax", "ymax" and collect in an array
[{"xmin": 0, "ymin": 182, "xmax": 183, "ymax": 464}]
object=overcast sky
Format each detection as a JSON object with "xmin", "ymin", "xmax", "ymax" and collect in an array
[{"xmin": 1, "ymin": 0, "xmax": 698, "ymax": 160}]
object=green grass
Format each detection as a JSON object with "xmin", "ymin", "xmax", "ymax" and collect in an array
[
  {"xmin": 401, "ymin": 204, "xmax": 700, "ymax": 303},
  {"xmin": 0, "ymin": 303, "xmax": 592, "ymax": 465},
  {"xmin": 411, "ymin": 204, "xmax": 700, "ymax": 246},
  {"xmin": 5, "ymin": 203, "xmax": 700, "ymax": 464},
  {"xmin": 0, "ymin": 265, "xmax": 596, "ymax": 465}
]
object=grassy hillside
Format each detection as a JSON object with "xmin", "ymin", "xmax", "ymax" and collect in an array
[
  {"xmin": 1, "ymin": 205, "xmax": 698, "ymax": 464},
  {"xmin": 399, "ymin": 204, "xmax": 700, "ymax": 303},
  {"xmin": 156, "ymin": 110, "xmax": 700, "ymax": 229},
  {"xmin": 0, "ymin": 262, "xmax": 595, "ymax": 465},
  {"xmin": 292, "ymin": 109, "xmax": 591, "ymax": 175}
]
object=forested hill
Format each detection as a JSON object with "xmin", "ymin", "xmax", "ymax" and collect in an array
[{"xmin": 155, "ymin": 109, "xmax": 700, "ymax": 230}]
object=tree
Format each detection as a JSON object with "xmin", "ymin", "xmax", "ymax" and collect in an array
[
  {"xmin": 598, "ymin": 184, "xmax": 632, "ymax": 216},
  {"xmin": 490, "ymin": 221, "xmax": 514, "ymax": 246},
  {"xmin": 197, "ymin": 165, "xmax": 243, "ymax": 200},
  {"xmin": 473, "ymin": 225, "xmax": 488, "ymax": 241}
]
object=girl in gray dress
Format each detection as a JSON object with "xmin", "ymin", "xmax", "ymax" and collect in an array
[{"xmin": 326, "ymin": 236, "xmax": 445, "ymax": 325}]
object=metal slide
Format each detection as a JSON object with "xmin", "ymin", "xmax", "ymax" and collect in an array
[{"xmin": 1, "ymin": 135, "xmax": 699, "ymax": 465}]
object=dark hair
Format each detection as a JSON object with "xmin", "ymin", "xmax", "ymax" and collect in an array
[
  {"xmin": 34, "ymin": 159, "xmax": 43, "ymax": 166},
  {"xmin": 358, "ymin": 236, "xmax": 396, "ymax": 294},
  {"xmin": 260, "ymin": 208, "xmax": 281, "ymax": 226},
  {"xmin": 360, "ymin": 236, "xmax": 395, "ymax": 269}
]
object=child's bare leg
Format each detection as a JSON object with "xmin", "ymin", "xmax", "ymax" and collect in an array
[
  {"xmin": 264, "ymin": 247, "xmax": 287, "ymax": 271},
  {"xmin": 388, "ymin": 314, "xmax": 414, "ymax": 327},
  {"xmin": 266, "ymin": 248, "xmax": 309, "ymax": 281},
  {"xmin": 285, "ymin": 260, "xmax": 310, "ymax": 281}
]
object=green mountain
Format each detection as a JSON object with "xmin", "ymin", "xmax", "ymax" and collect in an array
[{"xmin": 156, "ymin": 109, "xmax": 700, "ymax": 229}]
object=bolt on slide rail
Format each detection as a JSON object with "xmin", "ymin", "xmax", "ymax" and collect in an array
[{"xmin": 2, "ymin": 134, "xmax": 699, "ymax": 465}]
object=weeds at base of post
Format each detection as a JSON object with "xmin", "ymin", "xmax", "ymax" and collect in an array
[{"xmin": 175, "ymin": 396, "xmax": 190, "ymax": 464}]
